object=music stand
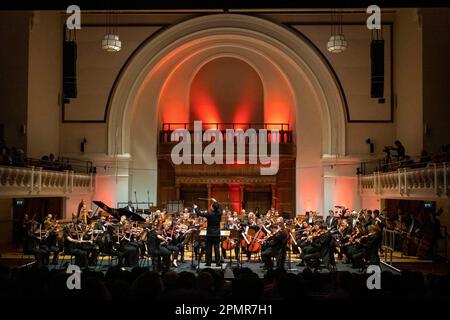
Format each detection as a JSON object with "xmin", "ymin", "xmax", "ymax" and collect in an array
[
  {"xmin": 196, "ymin": 230, "xmax": 207, "ymax": 271},
  {"xmin": 191, "ymin": 230, "xmax": 200, "ymax": 269}
]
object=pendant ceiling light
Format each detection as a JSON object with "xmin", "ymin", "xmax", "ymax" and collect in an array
[
  {"xmin": 327, "ymin": 9, "xmax": 347, "ymax": 53},
  {"xmin": 102, "ymin": 10, "xmax": 122, "ymax": 52}
]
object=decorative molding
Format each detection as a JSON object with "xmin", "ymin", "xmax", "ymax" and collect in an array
[
  {"xmin": 359, "ymin": 164, "xmax": 449, "ymax": 199},
  {"xmin": 107, "ymin": 13, "xmax": 347, "ymax": 157},
  {"xmin": 0, "ymin": 165, "xmax": 94, "ymax": 198},
  {"xmin": 176, "ymin": 176, "xmax": 277, "ymax": 185}
]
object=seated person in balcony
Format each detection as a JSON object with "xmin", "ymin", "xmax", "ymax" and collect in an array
[
  {"xmin": 418, "ymin": 150, "xmax": 431, "ymax": 168},
  {"xmin": 391, "ymin": 140, "xmax": 406, "ymax": 162},
  {"xmin": 1, "ymin": 143, "xmax": 13, "ymax": 165},
  {"xmin": 11, "ymin": 147, "xmax": 26, "ymax": 167},
  {"xmin": 399, "ymin": 155, "xmax": 415, "ymax": 168}
]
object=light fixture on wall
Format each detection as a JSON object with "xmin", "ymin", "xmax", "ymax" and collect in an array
[
  {"xmin": 327, "ymin": 9, "xmax": 347, "ymax": 53},
  {"xmin": 102, "ymin": 10, "xmax": 122, "ymax": 52}
]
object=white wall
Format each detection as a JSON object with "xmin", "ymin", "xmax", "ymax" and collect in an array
[
  {"xmin": 296, "ymin": 24, "xmax": 393, "ymax": 122},
  {"xmin": 17, "ymin": 11, "xmax": 429, "ymax": 215},
  {"xmin": 0, "ymin": 11, "xmax": 30, "ymax": 152},
  {"xmin": 27, "ymin": 11, "xmax": 63, "ymax": 158},
  {"xmin": 394, "ymin": 9, "xmax": 423, "ymax": 157}
]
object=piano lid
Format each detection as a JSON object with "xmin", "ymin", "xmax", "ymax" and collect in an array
[{"xmin": 92, "ymin": 200, "xmax": 145, "ymax": 222}]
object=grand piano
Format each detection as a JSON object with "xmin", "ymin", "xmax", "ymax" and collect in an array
[{"xmin": 93, "ymin": 200, "xmax": 146, "ymax": 222}]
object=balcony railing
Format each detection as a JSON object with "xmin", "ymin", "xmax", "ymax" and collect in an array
[
  {"xmin": 160, "ymin": 122, "xmax": 293, "ymax": 144},
  {"xmin": 359, "ymin": 162, "xmax": 449, "ymax": 198},
  {"xmin": 0, "ymin": 165, "xmax": 94, "ymax": 196}
]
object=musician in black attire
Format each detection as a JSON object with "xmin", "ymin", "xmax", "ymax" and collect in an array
[
  {"xmin": 64, "ymin": 220, "xmax": 89, "ymax": 268},
  {"xmin": 303, "ymin": 224, "xmax": 334, "ymax": 270},
  {"xmin": 146, "ymin": 223, "xmax": 171, "ymax": 271},
  {"xmin": 326, "ymin": 210, "xmax": 338, "ymax": 230},
  {"xmin": 123, "ymin": 200, "xmax": 135, "ymax": 213},
  {"xmin": 351, "ymin": 225, "xmax": 382, "ymax": 268},
  {"xmin": 22, "ymin": 214, "xmax": 36, "ymax": 255},
  {"xmin": 93, "ymin": 215, "xmax": 115, "ymax": 254},
  {"xmin": 261, "ymin": 224, "xmax": 288, "ymax": 270},
  {"xmin": 42, "ymin": 225, "xmax": 61, "ymax": 265},
  {"xmin": 193, "ymin": 199, "xmax": 222, "ymax": 267},
  {"xmin": 116, "ymin": 216, "xmax": 139, "ymax": 268},
  {"xmin": 221, "ymin": 217, "xmax": 241, "ymax": 261}
]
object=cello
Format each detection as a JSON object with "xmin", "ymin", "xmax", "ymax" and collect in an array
[{"xmin": 246, "ymin": 225, "xmax": 267, "ymax": 253}]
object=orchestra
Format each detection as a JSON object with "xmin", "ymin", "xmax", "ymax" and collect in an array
[{"xmin": 20, "ymin": 200, "xmax": 399, "ymax": 273}]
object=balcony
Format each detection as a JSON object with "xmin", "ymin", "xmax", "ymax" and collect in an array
[
  {"xmin": 158, "ymin": 122, "xmax": 295, "ymax": 157},
  {"xmin": 0, "ymin": 165, "xmax": 95, "ymax": 197},
  {"xmin": 359, "ymin": 163, "xmax": 450, "ymax": 199}
]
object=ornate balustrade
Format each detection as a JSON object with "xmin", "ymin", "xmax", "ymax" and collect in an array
[
  {"xmin": 0, "ymin": 165, "xmax": 94, "ymax": 197},
  {"xmin": 359, "ymin": 163, "xmax": 449, "ymax": 198}
]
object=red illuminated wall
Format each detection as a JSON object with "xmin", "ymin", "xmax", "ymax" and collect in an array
[{"xmin": 189, "ymin": 57, "xmax": 264, "ymax": 124}]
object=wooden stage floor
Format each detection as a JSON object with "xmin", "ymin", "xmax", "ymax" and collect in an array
[{"xmin": 0, "ymin": 250, "xmax": 419, "ymax": 278}]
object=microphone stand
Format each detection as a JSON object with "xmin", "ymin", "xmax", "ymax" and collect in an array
[{"xmin": 134, "ymin": 191, "xmax": 139, "ymax": 212}]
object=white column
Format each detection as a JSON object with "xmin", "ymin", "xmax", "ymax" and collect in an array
[{"xmin": 323, "ymin": 175, "xmax": 336, "ymax": 217}]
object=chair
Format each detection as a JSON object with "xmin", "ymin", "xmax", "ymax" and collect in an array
[
  {"xmin": 96, "ymin": 252, "xmax": 118, "ymax": 270},
  {"xmin": 56, "ymin": 250, "xmax": 76, "ymax": 270}
]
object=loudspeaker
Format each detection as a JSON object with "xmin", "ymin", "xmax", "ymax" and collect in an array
[
  {"xmin": 370, "ymin": 40, "xmax": 384, "ymax": 98},
  {"xmin": 63, "ymin": 41, "xmax": 77, "ymax": 99},
  {"xmin": 80, "ymin": 138, "xmax": 86, "ymax": 153}
]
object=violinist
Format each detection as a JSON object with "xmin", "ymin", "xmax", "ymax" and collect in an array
[
  {"xmin": 64, "ymin": 217, "xmax": 89, "ymax": 268},
  {"xmin": 261, "ymin": 223, "xmax": 287, "ymax": 270},
  {"xmin": 22, "ymin": 214, "xmax": 35, "ymax": 255},
  {"xmin": 116, "ymin": 215, "xmax": 139, "ymax": 267},
  {"xmin": 349, "ymin": 224, "xmax": 381, "ymax": 269},
  {"xmin": 94, "ymin": 215, "xmax": 115, "ymax": 254},
  {"xmin": 146, "ymin": 220, "xmax": 171, "ymax": 271},
  {"xmin": 44, "ymin": 213, "xmax": 54, "ymax": 229},
  {"xmin": 345, "ymin": 224, "xmax": 367, "ymax": 266},
  {"xmin": 42, "ymin": 215, "xmax": 61, "ymax": 265},
  {"xmin": 79, "ymin": 222, "xmax": 99, "ymax": 266},
  {"xmin": 338, "ymin": 218, "xmax": 353, "ymax": 242},
  {"xmin": 303, "ymin": 224, "xmax": 333, "ymax": 270},
  {"xmin": 161, "ymin": 220, "xmax": 181, "ymax": 268},
  {"xmin": 297, "ymin": 223, "xmax": 322, "ymax": 266}
]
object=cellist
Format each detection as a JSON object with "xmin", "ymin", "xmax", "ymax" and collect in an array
[{"xmin": 221, "ymin": 216, "xmax": 240, "ymax": 261}]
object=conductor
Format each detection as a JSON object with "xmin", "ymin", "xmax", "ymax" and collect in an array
[{"xmin": 193, "ymin": 198, "xmax": 222, "ymax": 267}]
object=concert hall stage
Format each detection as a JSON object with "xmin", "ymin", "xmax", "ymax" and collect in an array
[{"xmin": 1, "ymin": 252, "xmax": 403, "ymax": 279}]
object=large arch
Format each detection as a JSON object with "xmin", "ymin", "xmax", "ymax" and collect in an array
[{"xmin": 106, "ymin": 14, "xmax": 347, "ymax": 213}]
